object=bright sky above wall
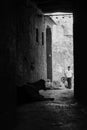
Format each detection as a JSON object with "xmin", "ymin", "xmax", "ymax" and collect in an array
[{"xmin": 44, "ymin": 12, "xmax": 73, "ymax": 16}]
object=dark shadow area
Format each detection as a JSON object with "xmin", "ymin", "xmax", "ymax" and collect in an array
[
  {"xmin": 0, "ymin": 0, "xmax": 87, "ymax": 130},
  {"xmin": 17, "ymin": 79, "xmax": 54, "ymax": 106}
]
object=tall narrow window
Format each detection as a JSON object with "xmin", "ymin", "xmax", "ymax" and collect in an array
[
  {"xmin": 36, "ymin": 28, "xmax": 38, "ymax": 42},
  {"xmin": 42, "ymin": 32, "xmax": 44, "ymax": 45}
]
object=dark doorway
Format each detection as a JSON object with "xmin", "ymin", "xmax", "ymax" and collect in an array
[{"xmin": 46, "ymin": 26, "xmax": 52, "ymax": 81}]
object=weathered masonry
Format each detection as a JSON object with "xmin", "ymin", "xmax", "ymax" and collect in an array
[
  {"xmin": 0, "ymin": 1, "xmax": 55, "ymax": 129},
  {"xmin": 16, "ymin": 2, "xmax": 55, "ymax": 85}
]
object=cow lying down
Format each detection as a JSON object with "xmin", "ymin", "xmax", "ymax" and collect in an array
[{"xmin": 17, "ymin": 79, "xmax": 54, "ymax": 105}]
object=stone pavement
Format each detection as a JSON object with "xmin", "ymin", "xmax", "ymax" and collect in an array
[{"xmin": 13, "ymin": 88, "xmax": 87, "ymax": 130}]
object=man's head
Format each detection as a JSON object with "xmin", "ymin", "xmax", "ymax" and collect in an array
[{"xmin": 68, "ymin": 66, "xmax": 70, "ymax": 70}]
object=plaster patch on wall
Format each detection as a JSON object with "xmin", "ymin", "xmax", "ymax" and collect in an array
[{"xmin": 58, "ymin": 66, "xmax": 63, "ymax": 73}]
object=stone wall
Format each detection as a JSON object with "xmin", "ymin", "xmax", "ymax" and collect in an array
[
  {"xmin": 1, "ymin": 1, "xmax": 54, "ymax": 129},
  {"xmin": 16, "ymin": 2, "xmax": 47, "ymax": 85},
  {"xmin": 16, "ymin": 8, "xmax": 55, "ymax": 85},
  {"xmin": 51, "ymin": 14, "xmax": 73, "ymax": 82}
]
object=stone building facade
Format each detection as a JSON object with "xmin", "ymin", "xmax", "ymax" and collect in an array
[{"xmin": 16, "ymin": 2, "xmax": 55, "ymax": 85}]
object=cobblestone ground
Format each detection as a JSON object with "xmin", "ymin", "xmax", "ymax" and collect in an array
[{"xmin": 13, "ymin": 88, "xmax": 87, "ymax": 130}]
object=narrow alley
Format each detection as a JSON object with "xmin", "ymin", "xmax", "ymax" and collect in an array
[
  {"xmin": 0, "ymin": 0, "xmax": 87, "ymax": 130},
  {"xmin": 13, "ymin": 88, "xmax": 87, "ymax": 130}
]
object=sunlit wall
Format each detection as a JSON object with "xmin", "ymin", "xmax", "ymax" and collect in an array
[{"xmin": 51, "ymin": 13, "xmax": 73, "ymax": 87}]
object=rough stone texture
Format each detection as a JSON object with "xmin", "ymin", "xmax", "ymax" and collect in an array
[{"xmin": 51, "ymin": 15, "xmax": 74, "ymax": 82}]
